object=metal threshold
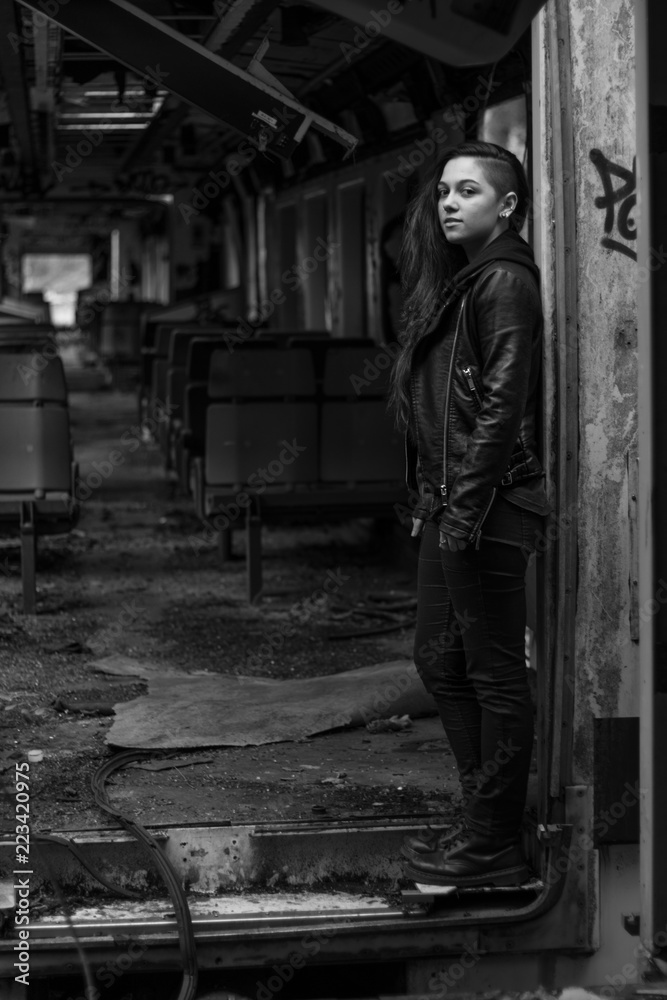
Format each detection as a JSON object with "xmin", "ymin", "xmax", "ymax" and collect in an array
[{"xmin": 0, "ymin": 817, "xmax": 563, "ymax": 976}]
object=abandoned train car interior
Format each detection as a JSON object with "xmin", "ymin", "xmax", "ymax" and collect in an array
[{"xmin": 0, "ymin": 0, "xmax": 665, "ymax": 998}]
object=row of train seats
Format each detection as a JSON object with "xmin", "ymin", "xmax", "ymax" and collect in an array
[
  {"xmin": 0, "ymin": 325, "xmax": 78, "ymax": 613},
  {"xmin": 96, "ymin": 300, "xmax": 165, "ymax": 364},
  {"xmin": 202, "ymin": 341, "xmax": 403, "ymax": 486},
  {"xmin": 139, "ymin": 320, "xmax": 233, "ymax": 472},
  {"xmin": 142, "ymin": 322, "xmax": 406, "ymax": 600}
]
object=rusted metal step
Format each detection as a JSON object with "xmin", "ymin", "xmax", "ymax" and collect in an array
[{"xmin": 0, "ymin": 818, "xmax": 547, "ymax": 980}]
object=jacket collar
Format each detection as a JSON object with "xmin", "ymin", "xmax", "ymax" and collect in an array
[{"xmin": 441, "ymin": 229, "xmax": 539, "ymax": 308}]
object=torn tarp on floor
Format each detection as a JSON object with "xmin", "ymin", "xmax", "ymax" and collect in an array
[{"xmin": 97, "ymin": 658, "xmax": 436, "ymax": 749}]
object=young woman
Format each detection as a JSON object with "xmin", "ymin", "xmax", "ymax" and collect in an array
[{"xmin": 390, "ymin": 141, "xmax": 551, "ymax": 887}]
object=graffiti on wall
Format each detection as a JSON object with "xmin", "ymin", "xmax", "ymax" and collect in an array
[{"xmin": 589, "ymin": 149, "xmax": 637, "ymax": 261}]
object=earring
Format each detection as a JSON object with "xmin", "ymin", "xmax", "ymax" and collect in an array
[{"xmin": 501, "ymin": 211, "xmax": 511, "ymax": 218}]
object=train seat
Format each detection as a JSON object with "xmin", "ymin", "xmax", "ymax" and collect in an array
[
  {"xmin": 139, "ymin": 319, "xmax": 165, "ymax": 393},
  {"xmin": 148, "ymin": 324, "xmax": 179, "ymax": 413},
  {"xmin": 204, "ymin": 346, "xmax": 317, "ymax": 487},
  {"xmin": 99, "ymin": 302, "xmax": 142, "ymax": 361},
  {"xmin": 207, "ymin": 345, "xmax": 316, "ymax": 400},
  {"xmin": 286, "ymin": 336, "xmax": 367, "ymax": 384},
  {"xmin": 168, "ymin": 326, "xmax": 228, "ymax": 367},
  {"xmin": 0, "ymin": 406, "xmax": 72, "ymax": 492},
  {"xmin": 255, "ymin": 327, "xmax": 328, "ymax": 340},
  {"xmin": 182, "ymin": 338, "xmax": 324, "ymax": 493},
  {"xmin": 0, "ymin": 326, "xmax": 58, "ymax": 352},
  {"xmin": 320, "ymin": 400, "xmax": 403, "ymax": 483},
  {"xmin": 205, "ymin": 402, "xmax": 318, "ymax": 487},
  {"xmin": 148, "ymin": 325, "xmax": 227, "ymax": 424},
  {"xmin": 191, "ymin": 338, "xmax": 406, "ymax": 601},
  {"xmin": 171, "ymin": 334, "xmax": 233, "ymax": 488},
  {"xmin": 140, "ymin": 322, "xmax": 180, "ymax": 413},
  {"xmin": 186, "ymin": 334, "xmax": 234, "ymax": 382},
  {"xmin": 0, "ymin": 403, "xmax": 79, "ymax": 613},
  {"xmin": 319, "ymin": 343, "xmax": 403, "ymax": 484},
  {"xmin": 0, "ymin": 353, "xmax": 68, "ymax": 404},
  {"xmin": 159, "ymin": 327, "xmax": 224, "ymax": 459},
  {"xmin": 321, "ymin": 342, "xmax": 395, "ymax": 398},
  {"xmin": 180, "ymin": 384, "xmax": 212, "ymax": 491}
]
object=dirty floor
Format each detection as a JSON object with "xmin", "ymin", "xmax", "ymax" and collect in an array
[{"xmin": 0, "ymin": 386, "xmax": 462, "ymax": 834}]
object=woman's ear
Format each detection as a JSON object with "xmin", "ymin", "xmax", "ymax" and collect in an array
[{"xmin": 501, "ymin": 191, "xmax": 519, "ymax": 218}]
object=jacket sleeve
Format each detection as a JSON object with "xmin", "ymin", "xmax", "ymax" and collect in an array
[{"xmin": 438, "ymin": 268, "xmax": 539, "ymax": 541}]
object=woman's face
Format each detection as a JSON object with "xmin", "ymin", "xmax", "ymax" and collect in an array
[{"xmin": 437, "ymin": 156, "xmax": 517, "ymax": 260}]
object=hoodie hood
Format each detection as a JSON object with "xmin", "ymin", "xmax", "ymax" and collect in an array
[{"xmin": 444, "ymin": 229, "xmax": 540, "ymax": 303}]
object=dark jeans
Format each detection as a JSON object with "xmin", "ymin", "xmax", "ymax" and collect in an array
[{"xmin": 413, "ymin": 494, "xmax": 543, "ymax": 841}]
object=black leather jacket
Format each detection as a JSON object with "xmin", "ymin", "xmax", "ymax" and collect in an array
[{"xmin": 407, "ymin": 246, "xmax": 549, "ymax": 545}]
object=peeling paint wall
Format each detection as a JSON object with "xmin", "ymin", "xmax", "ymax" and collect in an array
[
  {"xmin": 539, "ymin": 0, "xmax": 639, "ymax": 785},
  {"xmin": 570, "ymin": 0, "xmax": 638, "ymax": 738}
]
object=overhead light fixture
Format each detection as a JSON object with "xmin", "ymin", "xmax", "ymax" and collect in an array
[
  {"xmin": 58, "ymin": 123, "xmax": 148, "ymax": 131},
  {"xmin": 83, "ymin": 88, "xmax": 159, "ymax": 97},
  {"xmin": 60, "ymin": 112, "xmax": 154, "ymax": 119}
]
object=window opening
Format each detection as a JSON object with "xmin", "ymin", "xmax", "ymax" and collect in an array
[
  {"xmin": 21, "ymin": 252, "xmax": 92, "ymax": 327},
  {"xmin": 302, "ymin": 192, "xmax": 329, "ymax": 332},
  {"xmin": 276, "ymin": 202, "xmax": 299, "ymax": 329},
  {"xmin": 337, "ymin": 181, "xmax": 367, "ymax": 338}
]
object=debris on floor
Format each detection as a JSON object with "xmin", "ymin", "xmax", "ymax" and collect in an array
[{"xmin": 106, "ymin": 658, "xmax": 436, "ymax": 749}]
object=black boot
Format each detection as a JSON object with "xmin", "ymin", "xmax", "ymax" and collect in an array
[
  {"xmin": 403, "ymin": 830, "xmax": 530, "ymax": 887},
  {"xmin": 401, "ymin": 817, "xmax": 466, "ymax": 859}
]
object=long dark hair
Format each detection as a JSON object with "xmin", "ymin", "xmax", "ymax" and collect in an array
[{"xmin": 389, "ymin": 141, "xmax": 530, "ymax": 430}]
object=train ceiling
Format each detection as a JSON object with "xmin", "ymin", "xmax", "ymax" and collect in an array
[{"xmin": 0, "ymin": 0, "xmax": 545, "ymax": 224}]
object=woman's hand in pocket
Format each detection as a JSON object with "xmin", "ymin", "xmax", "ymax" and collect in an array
[
  {"xmin": 439, "ymin": 530, "xmax": 467, "ymax": 551},
  {"xmin": 411, "ymin": 517, "xmax": 425, "ymax": 538}
]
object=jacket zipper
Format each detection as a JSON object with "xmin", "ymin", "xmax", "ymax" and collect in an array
[
  {"xmin": 441, "ymin": 297, "xmax": 467, "ymax": 506},
  {"xmin": 461, "ymin": 365, "xmax": 483, "ymax": 411},
  {"xmin": 471, "ymin": 487, "xmax": 497, "ymax": 549}
]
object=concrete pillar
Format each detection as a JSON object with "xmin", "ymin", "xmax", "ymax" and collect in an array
[{"xmin": 535, "ymin": 0, "xmax": 638, "ymax": 790}]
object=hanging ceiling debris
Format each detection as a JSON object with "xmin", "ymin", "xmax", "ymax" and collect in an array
[{"xmin": 0, "ymin": 0, "xmax": 545, "ymax": 253}]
